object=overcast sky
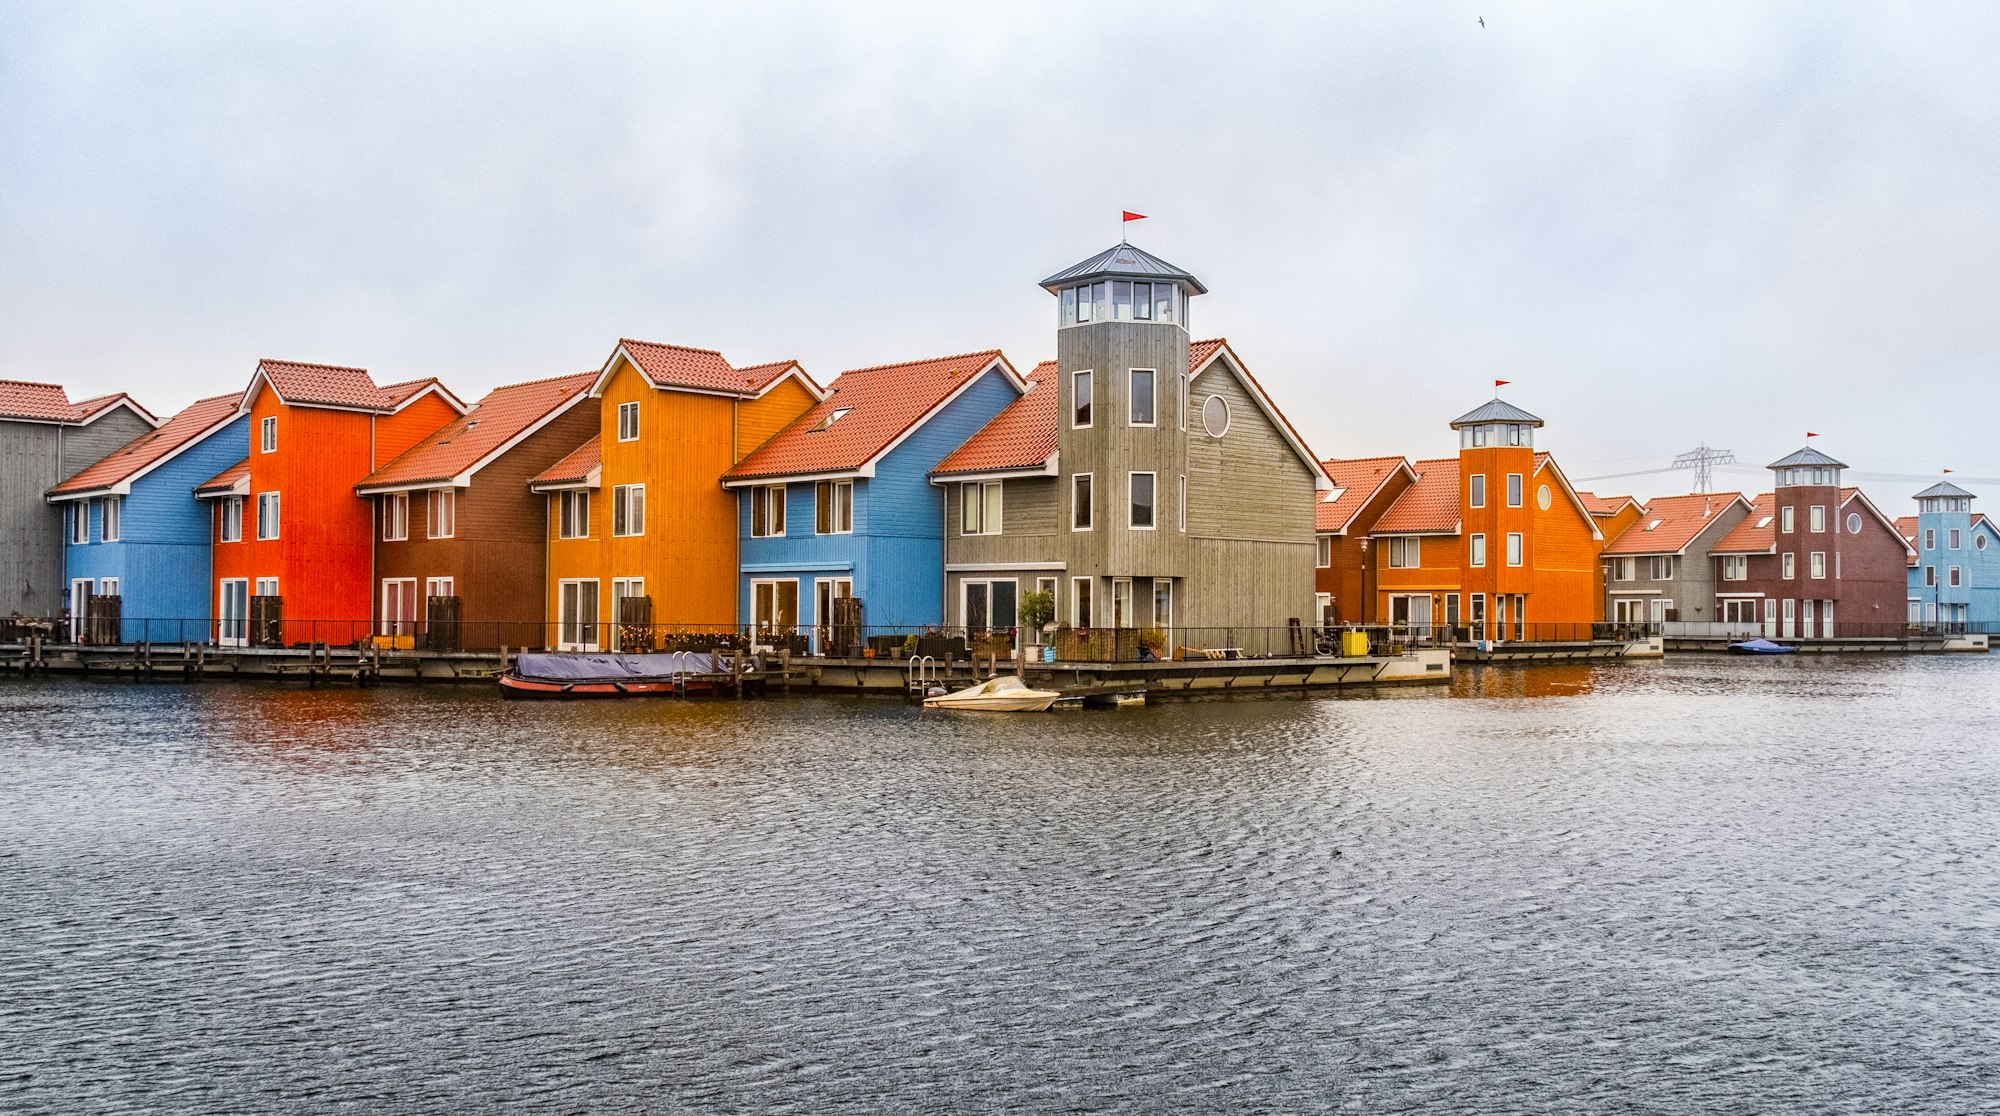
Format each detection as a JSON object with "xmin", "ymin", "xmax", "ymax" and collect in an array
[{"xmin": 4, "ymin": 2, "xmax": 1998, "ymax": 505}]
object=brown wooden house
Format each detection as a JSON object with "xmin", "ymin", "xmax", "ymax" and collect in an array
[{"xmin": 355, "ymin": 371, "xmax": 599, "ymax": 649}]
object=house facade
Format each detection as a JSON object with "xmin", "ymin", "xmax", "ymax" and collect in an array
[
  {"xmin": 722, "ymin": 350, "xmax": 1023, "ymax": 648},
  {"xmin": 1313, "ymin": 456, "xmax": 1415, "ymax": 626},
  {"xmin": 531, "ymin": 339, "xmax": 822, "ymax": 651},
  {"xmin": 1599, "ymin": 493, "xmax": 1752, "ymax": 632},
  {"xmin": 198, "ymin": 360, "xmax": 464, "ymax": 647},
  {"xmin": 1708, "ymin": 447, "xmax": 1913, "ymax": 639},
  {"xmin": 357, "ymin": 371, "xmax": 599, "ymax": 650},
  {"xmin": 1898, "ymin": 481, "xmax": 2000, "ymax": 628},
  {"xmin": 0, "ymin": 381, "xmax": 157, "ymax": 622},
  {"xmin": 933, "ymin": 243, "xmax": 1329, "ymax": 656},
  {"xmin": 47, "ymin": 394, "xmax": 247, "ymax": 642},
  {"xmin": 1360, "ymin": 398, "xmax": 1604, "ymax": 641}
]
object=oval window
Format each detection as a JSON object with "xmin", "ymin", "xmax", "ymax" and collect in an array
[
  {"xmin": 1202, "ymin": 395, "xmax": 1231, "ymax": 438},
  {"xmin": 1846, "ymin": 512, "xmax": 1862, "ymax": 534},
  {"xmin": 1537, "ymin": 485, "xmax": 1552, "ymax": 510},
  {"xmin": 1978, "ymin": 535, "xmax": 1989, "ymax": 551}
]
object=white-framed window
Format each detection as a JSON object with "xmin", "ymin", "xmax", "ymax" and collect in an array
[
  {"xmin": 1506, "ymin": 474, "xmax": 1523, "ymax": 508},
  {"xmin": 1385, "ymin": 536, "xmax": 1421, "ymax": 568},
  {"xmin": 1202, "ymin": 395, "xmax": 1231, "ymax": 437},
  {"xmin": 1949, "ymin": 528, "xmax": 1962, "ymax": 550},
  {"xmin": 1071, "ymin": 576, "xmax": 1093, "ymax": 627},
  {"xmin": 959, "ymin": 480, "xmax": 1000, "ymax": 536},
  {"xmin": 750, "ymin": 484, "xmax": 785, "ymax": 537},
  {"xmin": 260, "ymin": 415, "xmax": 277, "ymax": 454},
  {"xmin": 1179, "ymin": 474, "xmax": 1187, "ymax": 532},
  {"xmin": 1470, "ymin": 534, "xmax": 1487, "ymax": 568},
  {"xmin": 1537, "ymin": 485, "xmax": 1552, "ymax": 510},
  {"xmin": 219, "ymin": 496, "xmax": 244, "ymax": 543},
  {"xmin": 1782, "ymin": 552, "xmax": 1796, "ymax": 579},
  {"xmin": 426, "ymin": 576, "xmax": 455, "ymax": 599},
  {"xmin": 1128, "ymin": 368, "xmax": 1156, "ymax": 426},
  {"xmin": 1469, "ymin": 474, "xmax": 1486, "ymax": 508},
  {"xmin": 380, "ymin": 578, "xmax": 419, "ymax": 637},
  {"xmin": 1649, "ymin": 555, "xmax": 1674, "ymax": 580},
  {"xmin": 611, "ymin": 577, "xmax": 646, "ymax": 651},
  {"xmin": 218, "ymin": 578, "xmax": 249, "ymax": 646},
  {"xmin": 1111, "ymin": 577, "xmax": 1134, "ymax": 628},
  {"xmin": 817, "ymin": 480, "xmax": 855, "ymax": 534},
  {"xmin": 427, "ymin": 489, "xmax": 456, "ymax": 538},
  {"xmin": 256, "ymin": 491, "xmax": 280, "ymax": 540},
  {"xmin": 961, "ymin": 578, "xmax": 1019, "ymax": 634},
  {"xmin": 1610, "ymin": 555, "xmax": 1633, "ymax": 581},
  {"xmin": 1316, "ymin": 536, "xmax": 1333, "ymax": 568},
  {"xmin": 1809, "ymin": 505, "xmax": 1826, "ymax": 532},
  {"xmin": 1924, "ymin": 566, "xmax": 1936, "ymax": 587},
  {"xmin": 255, "ymin": 576, "xmax": 278, "ymax": 597},
  {"xmin": 69, "ymin": 503, "xmax": 88, "ymax": 545},
  {"xmin": 558, "ymin": 490, "xmax": 590, "ymax": 539},
  {"xmin": 382, "ymin": 493, "xmax": 409, "ymax": 541},
  {"xmin": 1925, "ymin": 528, "xmax": 1936, "ymax": 550},
  {"xmin": 617, "ymin": 400, "xmax": 640, "ymax": 442},
  {"xmin": 558, "ymin": 578, "xmax": 600, "ymax": 651},
  {"xmin": 1781, "ymin": 506, "xmax": 1795, "ymax": 533},
  {"xmin": 1178, "ymin": 373, "xmax": 1188, "ymax": 431},
  {"xmin": 1810, "ymin": 551, "xmax": 1826, "ymax": 579},
  {"xmin": 1072, "ymin": 473, "xmax": 1093, "ymax": 531},
  {"xmin": 612, "ymin": 483, "xmax": 645, "ymax": 537},
  {"xmin": 1506, "ymin": 532, "xmax": 1524, "ymax": 567},
  {"xmin": 1721, "ymin": 555, "xmax": 1747, "ymax": 581},
  {"xmin": 1072, "ymin": 369, "xmax": 1094, "ymax": 428},
  {"xmin": 1949, "ymin": 566, "xmax": 1963, "ymax": 587},
  {"xmin": 1129, "ymin": 472, "xmax": 1156, "ymax": 530},
  {"xmin": 1847, "ymin": 512, "xmax": 1862, "ymax": 534},
  {"xmin": 100, "ymin": 497, "xmax": 121, "ymax": 542},
  {"xmin": 752, "ymin": 578, "xmax": 800, "ymax": 633}
]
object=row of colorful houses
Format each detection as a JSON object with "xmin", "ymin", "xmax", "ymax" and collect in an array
[{"xmin": 6, "ymin": 238, "xmax": 1983, "ymax": 652}]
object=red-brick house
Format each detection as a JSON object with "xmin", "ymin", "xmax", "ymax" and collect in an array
[
  {"xmin": 1707, "ymin": 446, "xmax": 1913, "ymax": 639},
  {"xmin": 1313, "ymin": 455, "xmax": 1414, "ymax": 625}
]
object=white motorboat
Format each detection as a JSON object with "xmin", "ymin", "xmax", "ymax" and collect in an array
[{"xmin": 922, "ymin": 674, "xmax": 1061, "ymax": 712}]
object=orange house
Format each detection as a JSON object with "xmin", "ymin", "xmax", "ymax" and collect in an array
[
  {"xmin": 197, "ymin": 360, "xmax": 464, "ymax": 647},
  {"xmin": 1326, "ymin": 396, "xmax": 1606, "ymax": 640},
  {"xmin": 530, "ymin": 339, "xmax": 822, "ymax": 650},
  {"xmin": 1313, "ymin": 455, "xmax": 1415, "ymax": 625}
]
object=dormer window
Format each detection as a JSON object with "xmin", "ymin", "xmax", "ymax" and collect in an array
[{"xmin": 810, "ymin": 407, "xmax": 852, "ymax": 433}]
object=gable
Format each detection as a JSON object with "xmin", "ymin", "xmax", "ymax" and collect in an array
[{"xmin": 1190, "ymin": 345, "xmax": 1332, "ymax": 491}]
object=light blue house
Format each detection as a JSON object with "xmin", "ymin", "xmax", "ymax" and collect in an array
[
  {"xmin": 721, "ymin": 350, "xmax": 1024, "ymax": 647},
  {"xmin": 1904, "ymin": 481, "xmax": 2000, "ymax": 630},
  {"xmin": 46, "ymin": 393, "xmax": 249, "ymax": 642}
]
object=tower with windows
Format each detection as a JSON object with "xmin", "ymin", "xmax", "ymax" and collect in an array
[
  {"xmin": 1911, "ymin": 479, "xmax": 1976, "ymax": 626},
  {"xmin": 1041, "ymin": 242, "xmax": 1205, "ymax": 629},
  {"xmin": 1451, "ymin": 397, "xmax": 1543, "ymax": 639},
  {"xmin": 1767, "ymin": 445, "xmax": 1847, "ymax": 636}
]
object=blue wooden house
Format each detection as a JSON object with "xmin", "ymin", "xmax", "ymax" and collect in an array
[
  {"xmin": 46, "ymin": 394, "xmax": 249, "ymax": 642},
  {"xmin": 1901, "ymin": 481, "xmax": 2000, "ymax": 630},
  {"xmin": 721, "ymin": 350, "xmax": 1024, "ymax": 646}
]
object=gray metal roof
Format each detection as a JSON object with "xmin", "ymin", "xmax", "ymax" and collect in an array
[
  {"xmin": 1766, "ymin": 446, "xmax": 1847, "ymax": 470},
  {"xmin": 1914, "ymin": 480, "xmax": 1976, "ymax": 501},
  {"xmin": 1040, "ymin": 242, "xmax": 1208, "ymax": 295},
  {"xmin": 1448, "ymin": 397, "xmax": 1544, "ymax": 428}
]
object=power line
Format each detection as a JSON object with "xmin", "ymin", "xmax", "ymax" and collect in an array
[{"xmin": 1670, "ymin": 444, "xmax": 1736, "ymax": 494}]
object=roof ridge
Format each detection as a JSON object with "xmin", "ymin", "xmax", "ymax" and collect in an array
[
  {"xmin": 833, "ymin": 349, "xmax": 1003, "ymax": 378},
  {"xmin": 261, "ymin": 358, "xmax": 370, "ymax": 374},
  {"xmin": 620, "ymin": 337, "xmax": 726, "ymax": 357},
  {"xmin": 0, "ymin": 377, "xmax": 66, "ymax": 390},
  {"xmin": 482, "ymin": 370, "xmax": 599, "ymax": 391}
]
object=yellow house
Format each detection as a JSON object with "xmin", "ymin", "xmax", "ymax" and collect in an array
[{"xmin": 529, "ymin": 339, "xmax": 822, "ymax": 650}]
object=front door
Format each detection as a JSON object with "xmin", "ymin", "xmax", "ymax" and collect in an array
[
  {"xmin": 219, "ymin": 579, "xmax": 249, "ymax": 647},
  {"xmin": 69, "ymin": 578, "xmax": 92, "ymax": 641},
  {"xmin": 815, "ymin": 577, "xmax": 853, "ymax": 654},
  {"xmin": 1468, "ymin": 593, "xmax": 1487, "ymax": 641},
  {"xmin": 611, "ymin": 578, "xmax": 644, "ymax": 651},
  {"xmin": 558, "ymin": 579, "xmax": 599, "ymax": 651}
]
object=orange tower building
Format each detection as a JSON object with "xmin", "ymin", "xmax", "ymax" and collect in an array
[{"xmin": 197, "ymin": 360, "xmax": 464, "ymax": 647}]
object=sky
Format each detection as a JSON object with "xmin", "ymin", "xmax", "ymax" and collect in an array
[{"xmin": 4, "ymin": 2, "xmax": 1998, "ymax": 507}]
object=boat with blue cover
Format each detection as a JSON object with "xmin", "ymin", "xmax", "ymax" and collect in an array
[{"xmin": 1727, "ymin": 638, "xmax": 1796, "ymax": 655}]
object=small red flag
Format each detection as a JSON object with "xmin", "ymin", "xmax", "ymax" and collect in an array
[
  {"xmin": 1945, "ymin": 468, "xmax": 1955, "ymax": 474},
  {"xmin": 1806, "ymin": 431, "xmax": 1819, "ymax": 438},
  {"xmin": 1494, "ymin": 379, "xmax": 1511, "ymax": 388},
  {"xmin": 1122, "ymin": 211, "xmax": 1147, "ymax": 222}
]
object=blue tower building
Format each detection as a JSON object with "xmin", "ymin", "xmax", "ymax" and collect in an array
[{"xmin": 1906, "ymin": 481, "xmax": 2000, "ymax": 629}]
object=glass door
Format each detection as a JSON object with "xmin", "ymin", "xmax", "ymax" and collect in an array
[{"xmin": 218, "ymin": 579, "xmax": 248, "ymax": 647}]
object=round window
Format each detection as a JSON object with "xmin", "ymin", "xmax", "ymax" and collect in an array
[
  {"xmin": 1846, "ymin": 512, "xmax": 1862, "ymax": 534},
  {"xmin": 1537, "ymin": 484, "xmax": 1552, "ymax": 511},
  {"xmin": 1202, "ymin": 395, "xmax": 1231, "ymax": 438},
  {"xmin": 1979, "ymin": 535, "xmax": 1990, "ymax": 551}
]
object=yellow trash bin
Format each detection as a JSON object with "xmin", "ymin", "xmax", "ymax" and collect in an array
[{"xmin": 1340, "ymin": 630, "xmax": 1370, "ymax": 658}]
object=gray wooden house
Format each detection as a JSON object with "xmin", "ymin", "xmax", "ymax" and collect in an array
[
  {"xmin": 0, "ymin": 380, "xmax": 157, "ymax": 620},
  {"xmin": 1599, "ymin": 492, "xmax": 1753, "ymax": 633},
  {"xmin": 930, "ymin": 243, "xmax": 1330, "ymax": 656}
]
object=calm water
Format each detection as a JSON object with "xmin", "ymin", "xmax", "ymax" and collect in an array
[{"xmin": 3, "ymin": 657, "xmax": 1997, "ymax": 1114}]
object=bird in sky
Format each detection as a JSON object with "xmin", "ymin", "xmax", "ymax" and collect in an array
[{"xmin": 1479, "ymin": 16, "xmax": 1486, "ymax": 28}]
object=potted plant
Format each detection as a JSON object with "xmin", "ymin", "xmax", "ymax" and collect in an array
[
  {"xmin": 1020, "ymin": 590, "xmax": 1055, "ymax": 641},
  {"xmin": 1138, "ymin": 626, "xmax": 1166, "ymax": 662}
]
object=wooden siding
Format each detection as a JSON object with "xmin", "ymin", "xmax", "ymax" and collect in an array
[
  {"xmin": 1057, "ymin": 320, "xmax": 1190, "ymax": 578},
  {"xmin": 943, "ymin": 475, "xmax": 1060, "ymax": 568},
  {"xmin": 735, "ymin": 378, "xmax": 818, "ymax": 459},
  {"xmin": 0, "ymin": 420, "xmax": 67, "ymax": 616},
  {"xmin": 1315, "ymin": 469, "xmax": 1415, "ymax": 624},
  {"xmin": 1524, "ymin": 465, "xmax": 1603, "ymax": 625}
]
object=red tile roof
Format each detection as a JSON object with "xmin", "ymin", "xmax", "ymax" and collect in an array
[
  {"xmin": 255, "ymin": 359, "xmax": 395, "ymax": 410},
  {"xmin": 1895, "ymin": 515, "xmax": 1919, "ymax": 567},
  {"xmin": 0, "ymin": 380, "xmax": 151, "ymax": 425},
  {"xmin": 195, "ymin": 458, "xmax": 251, "ymax": 497},
  {"xmin": 1371, "ymin": 457, "xmax": 1461, "ymax": 534},
  {"xmin": 49, "ymin": 394, "xmax": 241, "ymax": 497},
  {"xmin": 1602, "ymin": 493, "xmax": 1745, "ymax": 556},
  {"xmin": 1577, "ymin": 491, "xmax": 1638, "ymax": 517},
  {"xmin": 735, "ymin": 360, "xmax": 814, "ymax": 394},
  {"xmin": 379, "ymin": 377, "xmax": 462, "ymax": 411},
  {"xmin": 1713, "ymin": 493, "xmax": 1777, "ymax": 553},
  {"xmin": 1188, "ymin": 338, "xmax": 1225, "ymax": 371},
  {"xmin": 932, "ymin": 360, "xmax": 1059, "ymax": 476},
  {"xmin": 725, "ymin": 350, "xmax": 1011, "ymax": 481},
  {"xmin": 359, "ymin": 372, "xmax": 596, "ymax": 492},
  {"xmin": 530, "ymin": 436, "xmax": 601, "ymax": 489},
  {"xmin": 1317, "ymin": 456, "xmax": 1410, "ymax": 532}
]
